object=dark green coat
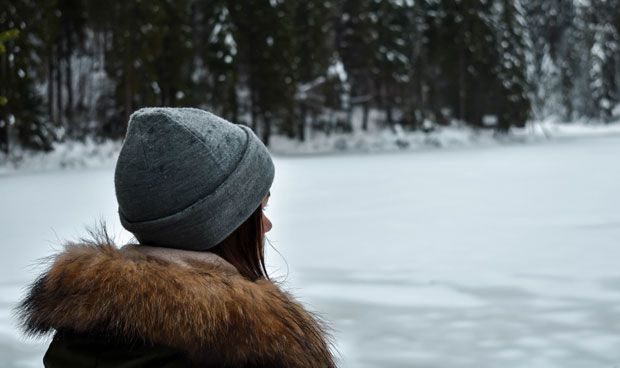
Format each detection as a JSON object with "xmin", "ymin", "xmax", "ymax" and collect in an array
[
  {"xmin": 18, "ymin": 243, "xmax": 336, "ymax": 368},
  {"xmin": 44, "ymin": 330, "xmax": 198, "ymax": 368}
]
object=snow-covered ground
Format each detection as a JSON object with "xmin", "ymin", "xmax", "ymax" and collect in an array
[
  {"xmin": 3, "ymin": 120, "xmax": 620, "ymax": 174},
  {"xmin": 2, "ymin": 132, "xmax": 620, "ymax": 367}
]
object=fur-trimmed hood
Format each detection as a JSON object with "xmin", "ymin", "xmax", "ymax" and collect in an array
[{"xmin": 17, "ymin": 242, "xmax": 336, "ymax": 367}]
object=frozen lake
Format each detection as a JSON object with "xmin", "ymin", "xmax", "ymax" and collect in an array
[{"xmin": 2, "ymin": 134, "xmax": 620, "ymax": 367}]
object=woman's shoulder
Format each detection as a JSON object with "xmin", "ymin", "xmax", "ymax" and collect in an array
[{"xmin": 17, "ymin": 242, "xmax": 337, "ymax": 367}]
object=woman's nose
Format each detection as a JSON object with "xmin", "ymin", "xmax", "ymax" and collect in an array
[{"xmin": 262, "ymin": 214, "xmax": 272, "ymax": 233}]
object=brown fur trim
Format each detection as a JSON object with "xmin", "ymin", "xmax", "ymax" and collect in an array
[{"xmin": 17, "ymin": 243, "xmax": 336, "ymax": 367}]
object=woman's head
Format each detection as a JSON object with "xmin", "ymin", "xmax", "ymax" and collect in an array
[
  {"xmin": 114, "ymin": 107, "xmax": 275, "ymax": 254},
  {"xmin": 209, "ymin": 192, "xmax": 272, "ymax": 281}
]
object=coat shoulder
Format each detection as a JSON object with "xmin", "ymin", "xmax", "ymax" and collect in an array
[{"xmin": 17, "ymin": 243, "xmax": 336, "ymax": 368}]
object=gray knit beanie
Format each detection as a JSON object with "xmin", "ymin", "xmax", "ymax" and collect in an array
[{"xmin": 114, "ymin": 107, "xmax": 274, "ymax": 251}]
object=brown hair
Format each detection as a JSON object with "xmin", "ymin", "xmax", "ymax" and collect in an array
[{"xmin": 209, "ymin": 204, "xmax": 268, "ymax": 281}]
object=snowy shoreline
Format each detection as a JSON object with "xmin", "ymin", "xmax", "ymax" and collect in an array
[{"xmin": 1, "ymin": 120, "xmax": 620, "ymax": 174}]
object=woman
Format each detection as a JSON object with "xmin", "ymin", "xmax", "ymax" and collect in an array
[{"xmin": 16, "ymin": 108, "xmax": 336, "ymax": 367}]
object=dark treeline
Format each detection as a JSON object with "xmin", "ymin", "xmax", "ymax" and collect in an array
[{"xmin": 1, "ymin": 0, "xmax": 619, "ymax": 152}]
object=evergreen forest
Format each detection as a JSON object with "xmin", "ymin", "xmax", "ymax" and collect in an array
[{"xmin": 1, "ymin": 0, "xmax": 619, "ymax": 152}]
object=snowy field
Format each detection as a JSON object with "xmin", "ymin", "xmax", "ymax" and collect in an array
[{"xmin": 2, "ymin": 133, "xmax": 620, "ymax": 367}]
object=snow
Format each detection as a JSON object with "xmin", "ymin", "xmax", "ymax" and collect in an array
[
  {"xmin": 270, "ymin": 119, "xmax": 620, "ymax": 155},
  {"xmin": 1, "ymin": 131, "xmax": 620, "ymax": 367},
  {"xmin": 0, "ymin": 139, "xmax": 121, "ymax": 175},
  {"xmin": 327, "ymin": 58, "xmax": 348, "ymax": 84},
  {"xmin": 2, "ymin": 120, "xmax": 620, "ymax": 174}
]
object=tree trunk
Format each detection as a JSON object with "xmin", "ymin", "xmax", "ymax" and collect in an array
[
  {"xmin": 362, "ymin": 102, "xmax": 369, "ymax": 131},
  {"xmin": 0, "ymin": 123, "xmax": 7, "ymax": 154},
  {"xmin": 55, "ymin": 43, "xmax": 63, "ymax": 130},
  {"xmin": 65, "ymin": 22, "xmax": 73, "ymax": 128},
  {"xmin": 616, "ymin": 54, "xmax": 620, "ymax": 105},
  {"xmin": 298, "ymin": 103, "xmax": 306, "ymax": 142},
  {"xmin": 0, "ymin": 51, "xmax": 7, "ymax": 154},
  {"xmin": 124, "ymin": 62, "xmax": 133, "ymax": 129},
  {"xmin": 262, "ymin": 116, "xmax": 271, "ymax": 147},
  {"xmin": 384, "ymin": 84, "xmax": 394, "ymax": 126},
  {"xmin": 123, "ymin": 30, "xmax": 133, "ymax": 132},
  {"xmin": 346, "ymin": 100, "xmax": 353, "ymax": 133},
  {"xmin": 48, "ymin": 47, "xmax": 55, "ymax": 124},
  {"xmin": 229, "ymin": 79, "xmax": 239, "ymax": 122},
  {"xmin": 458, "ymin": 44, "xmax": 466, "ymax": 123},
  {"xmin": 249, "ymin": 84, "xmax": 257, "ymax": 131}
]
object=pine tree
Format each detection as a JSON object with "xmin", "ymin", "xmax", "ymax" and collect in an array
[
  {"xmin": 369, "ymin": 0, "xmax": 413, "ymax": 127},
  {"xmin": 228, "ymin": 0, "xmax": 297, "ymax": 144},
  {"xmin": 524, "ymin": 0, "xmax": 618, "ymax": 122},
  {"xmin": 586, "ymin": 0, "xmax": 619, "ymax": 122},
  {"xmin": 0, "ymin": 28, "xmax": 19, "ymax": 154},
  {"xmin": 293, "ymin": 0, "xmax": 337, "ymax": 141},
  {"xmin": 0, "ymin": 29, "xmax": 19, "ymax": 107},
  {"xmin": 424, "ymin": 0, "xmax": 500, "ymax": 127},
  {"xmin": 336, "ymin": 0, "xmax": 376, "ymax": 130},
  {"xmin": 194, "ymin": 1, "xmax": 239, "ymax": 121},
  {"xmin": 523, "ymin": 0, "xmax": 561, "ymax": 119},
  {"xmin": 1, "ymin": 2, "xmax": 54, "ymax": 153},
  {"xmin": 400, "ymin": 1, "xmax": 428, "ymax": 129},
  {"xmin": 493, "ymin": 0, "xmax": 531, "ymax": 130},
  {"xmin": 99, "ymin": 0, "xmax": 194, "ymax": 137}
]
